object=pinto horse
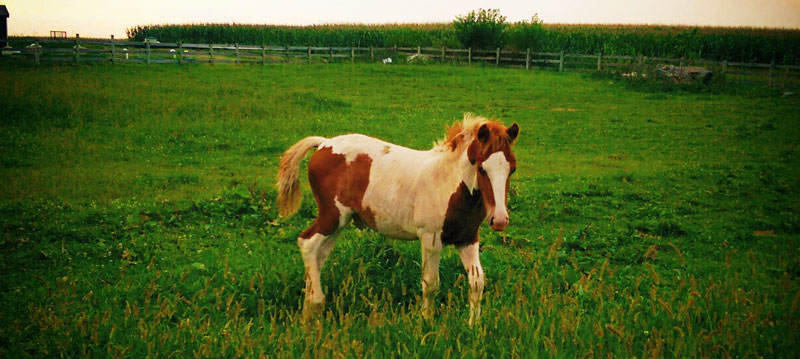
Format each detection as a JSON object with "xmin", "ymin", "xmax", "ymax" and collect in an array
[{"xmin": 276, "ymin": 114, "xmax": 519, "ymax": 324}]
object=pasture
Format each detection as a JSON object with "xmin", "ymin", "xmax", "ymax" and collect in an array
[{"xmin": 0, "ymin": 62, "xmax": 799, "ymax": 358}]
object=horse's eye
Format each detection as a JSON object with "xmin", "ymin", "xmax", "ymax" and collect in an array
[
  {"xmin": 478, "ymin": 166, "xmax": 486, "ymax": 175},
  {"xmin": 510, "ymin": 167, "xmax": 516, "ymax": 175}
]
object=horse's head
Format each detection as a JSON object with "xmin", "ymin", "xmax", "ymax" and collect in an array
[{"xmin": 467, "ymin": 121, "xmax": 519, "ymax": 231}]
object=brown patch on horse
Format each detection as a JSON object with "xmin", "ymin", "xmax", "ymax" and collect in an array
[
  {"xmin": 300, "ymin": 148, "xmax": 377, "ymax": 239},
  {"xmin": 475, "ymin": 167, "xmax": 496, "ymax": 210},
  {"xmin": 337, "ymin": 153, "xmax": 377, "ymax": 229},
  {"xmin": 300, "ymin": 147, "xmax": 346, "ymax": 239},
  {"xmin": 441, "ymin": 182, "xmax": 486, "ymax": 246}
]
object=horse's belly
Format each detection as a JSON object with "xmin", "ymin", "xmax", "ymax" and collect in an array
[
  {"xmin": 362, "ymin": 194, "xmax": 418, "ymax": 240},
  {"xmin": 374, "ymin": 222, "xmax": 418, "ymax": 240},
  {"xmin": 362, "ymin": 172, "xmax": 421, "ymax": 240}
]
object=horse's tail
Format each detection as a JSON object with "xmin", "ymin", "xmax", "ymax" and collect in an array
[{"xmin": 276, "ymin": 136, "xmax": 327, "ymax": 218}]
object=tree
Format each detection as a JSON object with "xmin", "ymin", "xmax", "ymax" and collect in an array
[{"xmin": 453, "ymin": 9, "xmax": 507, "ymax": 50}]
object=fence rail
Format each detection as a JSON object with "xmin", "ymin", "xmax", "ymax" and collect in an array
[{"xmin": 2, "ymin": 36, "xmax": 799, "ymax": 87}]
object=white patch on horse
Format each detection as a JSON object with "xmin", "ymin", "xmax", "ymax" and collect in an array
[
  {"xmin": 482, "ymin": 151, "xmax": 510, "ymax": 222},
  {"xmin": 333, "ymin": 198, "xmax": 353, "ymax": 228},
  {"xmin": 297, "ymin": 232, "xmax": 331, "ymax": 304},
  {"xmin": 460, "ymin": 151, "xmax": 478, "ymax": 193},
  {"xmin": 325, "ymin": 134, "xmax": 388, "ymax": 164}
]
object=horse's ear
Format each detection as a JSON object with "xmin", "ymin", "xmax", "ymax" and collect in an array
[
  {"xmin": 477, "ymin": 124, "xmax": 490, "ymax": 143},
  {"xmin": 507, "ymin": 123, "xmax": 519, "ymax": 142}
]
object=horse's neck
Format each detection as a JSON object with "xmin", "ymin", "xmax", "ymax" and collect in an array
[
  {"xmin": 457, "ymin": 151, "xmax": 478, "ymax": 193},
  {"xmin": 427, "ymin": 147, "xmax": 477, "ymax": 193}
]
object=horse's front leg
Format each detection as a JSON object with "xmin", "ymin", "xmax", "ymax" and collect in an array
[
  {"xmin": 458, "ymin": 239, "xmax": 484, "ymax": 326},
  {"xmin": 419, "ymin": 232, "xmax": 442, "ymax": 318}
]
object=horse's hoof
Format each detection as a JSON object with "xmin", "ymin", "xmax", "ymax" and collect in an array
[{"xmin": 302, "ymin": 301, "xmax": 324, "ymax": 321}]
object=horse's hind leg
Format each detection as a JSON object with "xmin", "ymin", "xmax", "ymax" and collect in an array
[
  {"xmin": 297, "ymin": 199, "xmax": 352, "ymax": 318},
  {"xmin": 298, "ymin": 232, "xmax": 333, "ymax": 317}
]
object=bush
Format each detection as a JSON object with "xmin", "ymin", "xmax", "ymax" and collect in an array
[
  {"xmin": 504, "ymin": 14, "xmax": 548, "ymax": 51},
  {"xmin": 452, "ymin": 9, "xmax": 507, "ymax": 49}
]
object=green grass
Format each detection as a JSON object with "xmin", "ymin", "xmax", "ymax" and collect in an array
[{"xmin": 1, "ymin": 62, "xmax": 799, "ymax": 358}]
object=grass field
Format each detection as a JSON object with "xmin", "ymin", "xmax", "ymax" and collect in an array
[{"xmin": 1, "ymin": 62, "xmax": 799, "ymax": 358}]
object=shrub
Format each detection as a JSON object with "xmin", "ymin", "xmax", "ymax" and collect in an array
[
  {"xmin": 452, "ymin": 9, "xmax": 507, "ymax": 49},
  {"xmin": 504, "ymin": 14, "xmax": 548, "ymax": 51}
]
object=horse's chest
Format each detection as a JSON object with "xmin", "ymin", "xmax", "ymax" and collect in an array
[{"xmin": 441, "ymin": 183, "xmax": 486, "ymax": 246}]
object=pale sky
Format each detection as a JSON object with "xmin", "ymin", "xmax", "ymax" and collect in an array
[{"xmin": 5, "ymin": 0, "xmax": 800, "ymax": 38}]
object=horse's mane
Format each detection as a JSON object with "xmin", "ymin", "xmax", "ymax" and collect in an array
[
  {"xmin": 433, "ymin": 113, "xmax": 486, "ymax": 152},
  {"xmin": 434, "ymin": 113, "xmax": 510, "ymax": 154}
]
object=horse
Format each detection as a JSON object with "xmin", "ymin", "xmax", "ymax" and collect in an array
[{"xmin": 276, "ymin": 113, "xmax": 519, "ymax": 325}]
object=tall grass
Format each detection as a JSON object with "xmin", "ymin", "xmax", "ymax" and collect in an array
[{"xmin": 127, "ymin": 22, "xmax": 800, "ymax": 63}]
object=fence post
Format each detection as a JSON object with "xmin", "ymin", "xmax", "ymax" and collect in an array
[
  {"xmin": 526, "ymin": 48, "xmax": 531, "ymax": 70},
  {"xmin": 468, "ymin": 48, "xmax": 472, "ymax": 65},
  {"xmin": 110, "ymin": 35, "xmax": 115, "ymax": 64},
  {"xmin": 639, "ymin": 56, "xmax": 645, "ymax": 74},
  {"xmin": 769, "ymin": 59, "xmax": 775, "ymax": 87},
  {"xmin": 417, "ymin": 46, "xmax": 421, "ymax": 55},
  {"xmin": 285, "ymin": 45, "xmax": 290, "ymax": 62},
  {"xmin": 721, "ymin": 60, "xmax": 727, "ymax": 76},
  {"xmin": 329, "ymin": 47, "xmax": 333, "ymax": 61},
  {"xmin": 235, "ymin": 43, "xmax": 240, "ymax": 64},
  {"xmin": 442, "ymin": 47, "xmax": 445, "ymax": 63},
  {"xmin": 495, "ymin": 48, "xmax": 500, "ymax": 65},
  {"xmin": 559, "ymin": 51, "xmax": 564, "ymax": 72},
  {"xmin": 74, "ymin": 34, "xmax": 80, "ymax": 64},
  {"xmin": 351, "ymin": 47, "xmax": 355, "ymax": 63},
  {"xmin": 783, "ymin": 65, "xmax": 789, "ymax": 88},
  {"xmin": 146, "ymin": 41, "xmax": 151, "ymax": 66},
  {"xmin": 393, "ymin": 45, "xmax": 397, "ymax": 56},
  {"xmin": 370, "ymin": 46, "xmax": 374, "ymax": 61},
  {"xmin": 261, "ymin": 44, "xmax": 266, "ymax": 65},
  {"xmin": 597, "ymin": 52, "xmax": 602, "ymax": 71},
  {"xmin": 680, "ymin": 56, "xmax": 685, "ymax": 67},
  {"xmin": 209, "ymin": 44, "xmax": 214, "ymax": 64},
  {"xmin": 34, "ymin": 39, "xmax": 40, "ymax": 66},
  {"xmin": 177, "ymin": 41, "xmax": 182, "ymax": 65}
]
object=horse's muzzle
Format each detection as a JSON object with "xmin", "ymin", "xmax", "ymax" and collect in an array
[{"xmin": 490, "ymin": 215, "xmax": 509, "ymax": 231}]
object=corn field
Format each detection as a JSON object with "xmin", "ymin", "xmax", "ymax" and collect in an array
[{"xmin": 126, "ymin": 23, "xmax": 800, "ymax": 64}]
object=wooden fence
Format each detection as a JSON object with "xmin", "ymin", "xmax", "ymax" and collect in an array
[{"xmin": 2, "ymin": 35, "xmax": 799, "ymax": 88}]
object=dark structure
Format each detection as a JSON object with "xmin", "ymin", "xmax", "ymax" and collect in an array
[{"xmin": 0, "ymin": 5, "xmax": 8, "ymax": 48}]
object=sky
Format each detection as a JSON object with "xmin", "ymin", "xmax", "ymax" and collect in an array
[{"xmin": 5, "ymin": 0, "xmax": 800, "ymax": 38}]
